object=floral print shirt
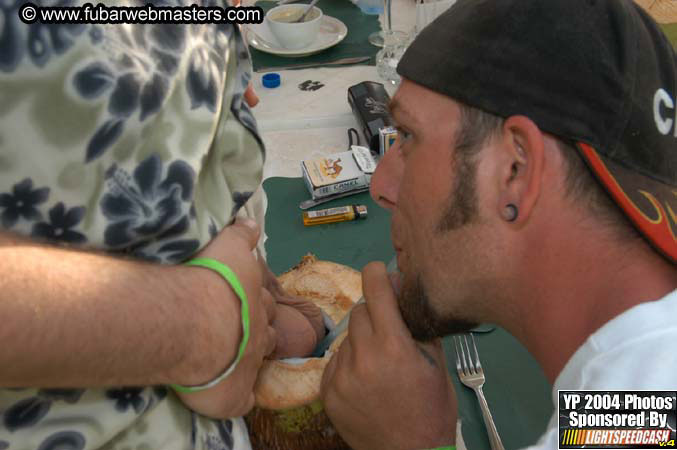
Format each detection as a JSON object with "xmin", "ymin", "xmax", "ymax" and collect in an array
[{"xmin": 0, "ymin": 0, "xmax": 264, "ymax": 449}]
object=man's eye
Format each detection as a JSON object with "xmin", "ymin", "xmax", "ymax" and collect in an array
[{"xmin": 396, "ymin": 127, "xmax": 412, "ymax": 143}]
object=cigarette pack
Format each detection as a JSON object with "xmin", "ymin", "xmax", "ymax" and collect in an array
[
  {"xmin": 301, "ymin": 146, "xmax": 376, "ymax": 200},
  {"xmin": 379, "ymin": 126, "xmax": 398, "ymax": 155}
]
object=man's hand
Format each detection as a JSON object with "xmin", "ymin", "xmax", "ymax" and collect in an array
[
  {"xmin": 259, "ymin": 259, "xmax": 326, "ymax": 358},
  {"xmin": 174, "ymin": 219, "xmax": 277, "ymax": 418},
  {"xmin": 320, "ymin": 262, "xmax": 458, "ymax": 450},
  {"xmin": 244, "ymin": 84, "xmax": 259, "ymax": 108}
]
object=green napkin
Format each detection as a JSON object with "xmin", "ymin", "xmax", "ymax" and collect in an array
[{"xmin": 250, "ymin": 0, "xmax": 381, "ymax": 71}]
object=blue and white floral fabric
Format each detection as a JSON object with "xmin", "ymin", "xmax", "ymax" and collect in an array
[{"xmin": 0, "ymin": 0, "xmax": 264, "ymax": 448}]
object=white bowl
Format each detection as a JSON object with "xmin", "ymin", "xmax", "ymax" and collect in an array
[{"xmin": 266, "ymin": 4, "xmax": 323, "ymax": 50}]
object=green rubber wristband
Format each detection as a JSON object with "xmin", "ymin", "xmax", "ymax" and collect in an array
[
  {"xmin": 170, "ymin": 258, "xmax": 250, "ymax": 393},
  {"xmin": 426, "ymin": 446, "xmax": 456, "ymax": 450}
]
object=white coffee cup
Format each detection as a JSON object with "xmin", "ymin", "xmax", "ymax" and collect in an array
[{"xmin": 266, "ymin": 4, "xmax": 323, "ymax": 50}]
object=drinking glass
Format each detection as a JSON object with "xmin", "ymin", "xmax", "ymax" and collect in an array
[
  {"xmin": 375, "ymin": 30, "xmax": 408, "ymax": 85},
  {"xmin": 367, "ymin": 0, "xmax": 407, "ymax": 47},
  {"xmin": 414, "ymin": 0, "xmax": 457, "ymax": 36}
]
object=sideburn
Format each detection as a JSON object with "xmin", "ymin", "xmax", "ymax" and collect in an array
[
  {"xmin": 437, "ymin": 102, "xmax": 503, "ymax": 232},
  {"xmin": 436, "ymin": 148, "xmax": 479, "ymax": 232}
]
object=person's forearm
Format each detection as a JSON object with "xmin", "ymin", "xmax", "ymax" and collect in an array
[{"xmin": 0, "ymin": 232, "xmax": 240, "ymax": 388}]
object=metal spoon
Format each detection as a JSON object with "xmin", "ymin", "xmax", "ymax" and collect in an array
[{"xmin": 294, "ymin": 0, "xmax": 320, "ymax": 22}]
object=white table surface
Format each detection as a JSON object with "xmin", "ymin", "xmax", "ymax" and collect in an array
[
  {"xmin": 255, "ymin": 65, "xmax": 397, "ymax": 179},
  {"xmin": 245, "ymin": 0, "xmax": 414, "ymax": 179}
]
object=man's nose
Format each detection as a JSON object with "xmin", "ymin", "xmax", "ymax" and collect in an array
[{"xmin": 370, "ymin": 145, "xmax": 402, "ymax": 211}]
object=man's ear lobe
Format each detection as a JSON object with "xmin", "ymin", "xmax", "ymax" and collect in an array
[{"xmin": 497, "ymin": 116, "xmax": 546, "ymax": 224}]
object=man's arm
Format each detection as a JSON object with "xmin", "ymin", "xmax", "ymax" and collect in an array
[{"xmin": 0, "ymin": 219, "xmax": 261, "ymax": 389}]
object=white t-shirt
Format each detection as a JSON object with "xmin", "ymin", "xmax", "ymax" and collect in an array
[{"xmin": 523, "ymin": 289, "xmax": 677, "ymax": 449}]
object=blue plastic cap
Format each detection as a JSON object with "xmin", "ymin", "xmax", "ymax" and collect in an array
[{"xmin": 262, "ymin": 73, "xmax": 281, "ymax": 88}]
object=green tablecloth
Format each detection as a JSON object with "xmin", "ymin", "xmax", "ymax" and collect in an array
[
  {"xmin": 250, "ymin": 0, "xmax": 380, "ymax": 71},
  {"xmin": 263, "ymin": 176, "xmax": 553, "ymax": 449}
]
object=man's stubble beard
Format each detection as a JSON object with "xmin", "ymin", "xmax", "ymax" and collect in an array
[
  {"xmin": 396, "ymin": 143, "xmax": 481, "ymax": 341},
  {"xmin": 397, "ymin": 272, "xmax": 477, "ymax": 341}
]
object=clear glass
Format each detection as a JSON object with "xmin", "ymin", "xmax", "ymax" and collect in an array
[
  {"xmin": 368, "ymin": 0, "xmax": 406, "ymax": 47},
  {"xmin": 375, "ymin": 30, "xmax": 408, "ymax": 86}
]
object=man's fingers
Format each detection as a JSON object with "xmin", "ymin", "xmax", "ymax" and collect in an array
[
  {"xmin": 228, "ymin": 391, "xmax": 256, "ymax": 419},
  {"xmin": 260, "ymin": 288, "xmax": 276, "ymax": 324},
  {"xmin": 227, "ymin": 218, "xmax": 260, "ymax": 250},
  {"xmin": 320, "ymin": 338, "xmax": 351, "ymax": 399},
  {"xmin": 361, "ymin": 261, "xmax": 409, "ymax": 336},
  {"xmin": 244, "ymin": 84, "xmax": 259, "ymax": 108},
  {"xmin": 283, "ymin": 296, "xmax": 325, "ymax": 342},
  {"xmin": 266, "ymin": 325, "xmax": 277, "ymax": 356},
  {"xmin": 320, "ymin": 351, "xmax": 339, "ymax": 400},
  {"xmin": 347, "ymin": 302, "xmax": 373, "ymax": 347},
  {"xmin": 241, "ymin": 393, "xmax": 255, "ymax": 416}
]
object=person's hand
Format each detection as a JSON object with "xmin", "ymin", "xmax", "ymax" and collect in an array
[
  {"xmin": 259, "ymin": 259, "xmax": 326, "ymax": 358},
  {"xmin": 175, "ymin": 219, "xmax": 276, "ymax": 418},
  {"xmin": 244, "ymin": 84, "xmax": 259, "ymax": 108},
  {"xmin": 320, "ymin": 262, "xmax": 458, "ymax": 450},
  {"xmin": 270, "ymin": 302, "xmax": 321, "ymax": 358}
]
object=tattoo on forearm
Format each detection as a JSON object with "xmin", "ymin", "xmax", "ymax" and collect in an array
[{"xmin": 417, "ymin": 345, "xmax": 438, "ymax": 368}]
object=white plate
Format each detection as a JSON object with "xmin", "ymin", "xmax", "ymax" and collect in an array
[{"xmin": 245, "ymin": 16, "xmax": 348, "ymax": 57}]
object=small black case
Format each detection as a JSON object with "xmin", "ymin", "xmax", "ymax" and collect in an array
[{"xmin": 347, "ymin": 81, "xmax": 393, "ymax": 153}]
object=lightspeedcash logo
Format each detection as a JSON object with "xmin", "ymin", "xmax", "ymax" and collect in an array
[{"xmin": 559, "ymin": 391, "xmax": 677, "ymax": 449}]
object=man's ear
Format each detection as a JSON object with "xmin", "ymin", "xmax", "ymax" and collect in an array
[{"xmin": 496, "ymin": 115, "xmax": 545, "ymax": 225}]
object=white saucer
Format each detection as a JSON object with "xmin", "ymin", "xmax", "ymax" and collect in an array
[{"xmin": 245, "ymin": 16, "xmax": 348, "ymax": 57}]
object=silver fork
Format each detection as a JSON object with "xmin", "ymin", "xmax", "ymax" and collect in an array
[{"xmin": 453, "ymin": 333, "xmax": 505, "ymax": 450}]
